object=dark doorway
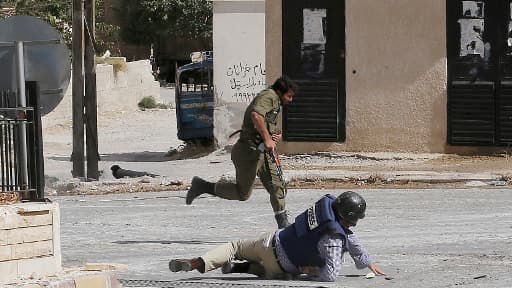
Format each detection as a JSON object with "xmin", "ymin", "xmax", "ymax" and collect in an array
[
  {"xmin": 447, "ymin": 0, "xmax": 512, "ymax": 145},
  {"xmin": 282, "ymin": 0, "xmax": 345, "ymax": 142}
]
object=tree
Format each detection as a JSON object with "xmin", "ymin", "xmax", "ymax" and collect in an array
[
  {"xmin": 0, "ymin": 0, "xmax": 119, "ymax": 54},
  {"xmin": 118, "ymin": 0, "xmax": 212, "ymax": 44}
]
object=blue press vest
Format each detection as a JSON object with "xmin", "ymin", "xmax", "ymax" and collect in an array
[{"xmin": 278, "ymin": 194, "xmax": 349, "ymax": 267}]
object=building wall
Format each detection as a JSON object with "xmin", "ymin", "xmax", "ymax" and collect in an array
[
  {"xmin": 213, "ymin": 0, "xmax": 267, "ymax": 146},
  {"xmin": 0, "ymin": 203, "xmax": 61, "ymax": 282},
  {"xmin": 49, "ymin": 59, "xmax": 160, "ymax": 121},
  {"xmin": 267, "ymin": 0, "xmax": 450, "ymax": 152}
]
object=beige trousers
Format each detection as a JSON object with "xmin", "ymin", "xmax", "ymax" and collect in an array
[{"xmin": 201, "ymin": 232, "xmax": 285, "ymax": 279}]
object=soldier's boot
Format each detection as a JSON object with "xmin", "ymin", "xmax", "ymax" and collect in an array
[
  {"xmin": 186, "ymin": 176, "xmax": 216, "ymax": 205},
  {"xmin": 275, "ymin": 210, "xmax": 291, "ymax": 229}
]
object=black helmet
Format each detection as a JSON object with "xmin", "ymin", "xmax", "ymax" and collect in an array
[{"xmin": 333, "ymin": 191, "xmax": 366, "ymax": 225}]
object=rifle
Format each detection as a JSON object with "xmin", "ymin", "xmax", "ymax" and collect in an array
[{"xmin": 258, "ymin": 143, "xmax": 287, "ymax": 189}]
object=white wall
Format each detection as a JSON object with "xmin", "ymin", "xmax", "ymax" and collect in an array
[
  {"xmin": 49, "ymin": 59, "xmax": 160, "ymax": 121},
  {"xmin": 213, "ymin": 0, "xmax": 266, "ymax": 146}
]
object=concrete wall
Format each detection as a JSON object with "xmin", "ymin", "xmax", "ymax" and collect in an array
[
  {"xmin": 267, "ymin": 0, "xmax": 449, "ymax": 153},
  {"xmin": 0, "ymin": 203, "xmax": 61, "ymax": 283},
  {"xmin": 48, "ymin": 59, "xmax": 160, "ymax": 119},
  {"xmin": 213, "ymin": 0, "xmax": 266, "ymax": 146}
]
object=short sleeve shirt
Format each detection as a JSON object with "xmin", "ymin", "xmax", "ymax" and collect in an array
[{"xmin": 239, "ymin": 88, "xmax": 282, "ymax": 144}]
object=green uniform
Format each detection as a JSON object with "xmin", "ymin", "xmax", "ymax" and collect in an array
[{"xmin": 214, "ymin": 88, "xmax": 286, "ymax": 213}]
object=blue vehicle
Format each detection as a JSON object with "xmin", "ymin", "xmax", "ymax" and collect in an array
[{"xmin": 175, "ymin": 52, "xmax": 214, "ymax": 144}]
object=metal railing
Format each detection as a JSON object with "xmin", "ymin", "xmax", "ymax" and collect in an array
[{"xmin": 0, "ymin": 85, "xmax": 45, "ymax": 201}]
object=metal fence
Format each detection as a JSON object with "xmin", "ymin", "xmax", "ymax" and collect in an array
[{"xmin": 0, "ymin": 84, "xmax": 45, "ymax": 201}]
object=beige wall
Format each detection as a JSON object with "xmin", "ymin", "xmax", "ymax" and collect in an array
[
  {"xmin": 49, "ymin": 59, "xmax": 160, "ymax": 122},
  {"xmin": 213, "ymin": 0, "xmax": 266, "ymax": 146},
  {"xmin": 267, "ymin": 0, "xmax": 450, "ymax": 152}
]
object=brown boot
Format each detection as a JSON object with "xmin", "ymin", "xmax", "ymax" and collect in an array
[
  {"xmin": 186, "ymin": 176, "xmax": 216, "ymax": 205},
  {"xmin": 169, "ymin": 258, "xmax": 204, "ymax": 272},
  {"xmin": 169, "ymin": 259, "xmax": 193, "ymax": 272}
]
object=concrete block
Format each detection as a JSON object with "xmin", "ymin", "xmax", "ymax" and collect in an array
[
  {"xmin": 0, "ymin": 244, "xmax": 13, "ymax": 261},
  {"xmin": 0, "ymin": 230, "xmax": 7, "ymax": 245},
  {"xmin": 13, "ymin": 240, "xmax": 53, "ymax": 260},
  {"xmin": 0, "ymin": 260, "xmax": 17, "ymax": 282},
  {"xmin": 51, "ymin": 203, "xmax": 62, "ymax": 273},
  {"xmin": 74, "ymin": 274, "xmax": 107, "ymax": 288},
  {"xmin": 0, "ymin": 203, "xmax": 57, "ymax": 230},
  {"xmin": 106, "ymin": 273, "xmax": 122, "ymax": 288},
  {"xmin": 6, "ymin": 225, "xmax": 53, "ymax": 245},
  {"xmin": 19, "ymin": 284, "xmax": 44, "ymax": 288},
  {"xmin": 47, "ymin": 279, "xmax": 76, "ymax": 288},
  {"xmin": 17, "ymin": 255, "xmax": 61, "ymax": 278},
  {"xmin": 0, "ymin": 210, "xmax": 52, "ymax": 230}
]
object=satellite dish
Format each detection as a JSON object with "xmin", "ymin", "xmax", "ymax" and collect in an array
[{"xmin": 0, "ymin": 16, "xmax": 71, "ymax": 115}]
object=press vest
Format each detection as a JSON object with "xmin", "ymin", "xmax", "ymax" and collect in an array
[{"xmin": 278, "ymin": 194, "xmax": 349, "ymax": 267}]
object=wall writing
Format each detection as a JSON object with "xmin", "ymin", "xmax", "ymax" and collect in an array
[{"xmin": 226, "ymin": 62, "xmax": 266, "ymax": 102}]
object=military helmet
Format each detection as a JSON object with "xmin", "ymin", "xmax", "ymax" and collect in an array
[{"xmin": 333, "ymin": 191, "xmax": 366, "ymax": 225}]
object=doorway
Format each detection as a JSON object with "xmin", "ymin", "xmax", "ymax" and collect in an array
[
  {"xmin": 447, "ymin": 0, "xmax": 512, "ymax": 145},
  {"xmin": 282, "ymin": 0, "xmax": 345, "ymax": 142}
]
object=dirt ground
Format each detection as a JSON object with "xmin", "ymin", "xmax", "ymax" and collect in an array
[{"xmin": 41, "ymin": 106, "xmax": 512, "ymax": 194}]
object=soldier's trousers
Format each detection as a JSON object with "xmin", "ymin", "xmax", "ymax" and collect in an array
[{"xmin": 214, "ymin": 140, "xmax": 287, "ymax": 213}]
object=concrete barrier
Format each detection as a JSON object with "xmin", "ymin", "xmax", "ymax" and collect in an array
[{"xmin": 0, "ymin": 202, "xmax": 61, "ymax": 283}]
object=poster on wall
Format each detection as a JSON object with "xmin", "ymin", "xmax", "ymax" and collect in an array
[
  {"xmin": 301, "ymin": 8, "xmax": 326, "ymax": 77},
  {"xmin": 458, "ymin": 19, "xmax": 484, "ymax": 56},
  {"xmin": 462, "ymin": 1, "xmax": 484, "ymax": 18},
  {"xmin": 507, "ymin": 22, "xmax": 512, "ymax": 55},
  {"xmin": 303, "ymin": 8, "xmax": 326, "ymax": 44}
]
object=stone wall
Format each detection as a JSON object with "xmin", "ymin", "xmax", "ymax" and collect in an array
[
  {"xmin": 0, "ymin": 203, "xmax": 61, "ymax": 283},
  {"xmin": 48, "ymin": 59, "xmax": 160, "ymax": 119}
]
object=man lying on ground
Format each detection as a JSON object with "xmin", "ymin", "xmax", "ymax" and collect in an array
[{"xmin": 169, "ymin": 191, "xmax": 386, "ymax": 282}]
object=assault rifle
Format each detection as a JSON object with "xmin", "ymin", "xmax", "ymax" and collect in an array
[{"xmin": 258, "ymin": 143, "xmax": 287, "ymax": 189}]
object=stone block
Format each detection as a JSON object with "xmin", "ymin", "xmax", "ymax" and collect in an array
[
  {"xmin": 17, "ymin": 256, "xmax": 61, "ymax": 278},
  {"xmin": 0, "ymin": 207, "xmax": 52, "ymax": 230},
  {"xmin": 74, "ymin": 274, "xmax": 107, "ymax": 288},
  {"xmin": 6, "ymin": 225, "xmax": 53, "ymax": 245},
  {"xmin": 0, "ymin": 244, "xmax": 12, "ymax": 261},
  {"xmin": 47, "ymin": 279, "xmax": 76, "ymax": 288},
  {"xmin": 0, "ymin": 260, "xmax": 17, "ymax": 282},
  {"xmin": 13, "ymin": 240, "xmax": 53, "ymax": 260}
]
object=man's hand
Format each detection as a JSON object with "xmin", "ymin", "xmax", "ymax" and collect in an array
[
  {"xmin": 264, "ymin": 138, "xmax": 276, "ymax": 151},
  {"xmin": 368, "ymin": 263, "xmax": 386, "ymax": 276},
  {"xmin": 271, "ymin": 133, "xmax": 282, "ymax": 142}
]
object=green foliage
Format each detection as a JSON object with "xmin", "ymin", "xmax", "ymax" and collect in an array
[
  {"xmin": 0, "ymin": 0, "xmax": 120, "ymax": 55},
  {"xmin": 1, "ymin": 0, "xmax": 73, "ymax": 43},
  {"xmin": 138, "ymin": 96, "xmax": 169, "ymax": 110},
  {"xmin": 118, "ymin": 0, "xmax": 212, "ymax": 44},
  {"xmin": 138, "ymin": 96, "xmax": 170, "ymax": 110}
]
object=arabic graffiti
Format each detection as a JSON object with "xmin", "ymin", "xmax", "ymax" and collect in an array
[{"xmin": 226, "ymin": 62, "xmax": 266, "ymax": 102}]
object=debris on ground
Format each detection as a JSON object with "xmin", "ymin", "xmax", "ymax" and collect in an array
[
  {"xmin": 46, "ymin": 177, "xmax": 184, "ymax": 196},
  {"xmin": 0, "ymin": 192, "xmax": 20, "ymax": 205}
]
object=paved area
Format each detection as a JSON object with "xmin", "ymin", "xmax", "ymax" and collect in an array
[
  {"xmin": 54, "ymin": 188, "xmax": 512, "ymax": 287},
  {"xmin": 41, "ymin": 105, "xmax": 512, "ymax": 196}
]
